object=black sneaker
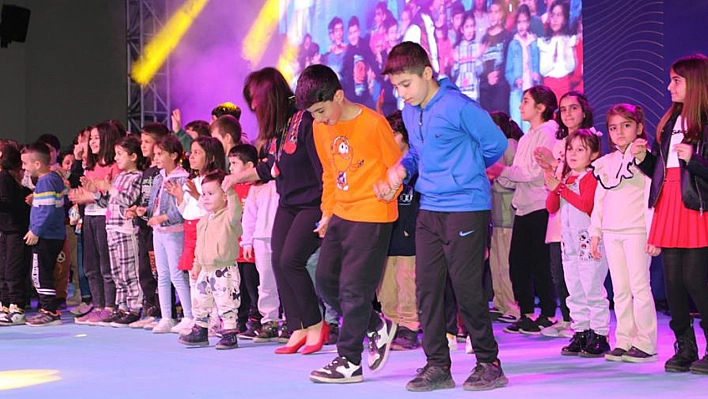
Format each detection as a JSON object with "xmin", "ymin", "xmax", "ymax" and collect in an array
[
  {"xmin": 497, "ymin": 314, "xmax": 518, "ymax": 323},
  {"xmin": 580, "ymin": 331, "xmax": 610, "ymax": 358},
  {"xmin": 216, "ymin": 330, "xmax": 239, "ymax": 350},
  {"xmin": 278, "ymin": 321, "xmax": 290, "ymax": 343},
  {"xmin": 110, "ymin": 311, "xmax": 141, "ymax": 328},
  {"xmin": 462, "ymin": 361, "xmax": 508, "ymax": 391},
  {"xmin": 665, "ymin": 337, "xmax": 698, "ymax": 372},
  {"xmin": 503, "ymin": 317, "xmax": 525, "ymax": 334},
  {"xmin": 97, "ymin": 309, "xmax": 125, "ymax": 327},
  {"xmin": 621, "ymin": 346, "xmax": 658, "ymax": 363},
  {"xmin": 325, "ymin": 322, "xmax": 339, "ymax": 345},
  {"xmin": 26, "ymin": 309, "xmax": 62, "ymax": 327},
  {"xmin": 237, "ymin": 320, "xmax": 261, "ymax": 340},
  {"xmin": 253, "ymin": 321, "xmax": 279, "ymax": 343},
  {"xmin": 520, "ymin": 316, "xmax": 552, "ymax": 335},
  {"xmin": 366, "ymin": 314, "xmax": 397, "ymax": 371},
  {"xmin": 144, "ymin": 305, "xmax": 161, "ymax": 318},
  {"xmin": 561, "ymin": 330, "xmax": 588, "ymax": 356},
  {"xmin": 310, "ymin": 356, "xmax": 363, "ymax": 384},
  {"xmin": 605, "ymin": 347, "xmax": 628, "ymax": 362},
  {"xmin": 690, "ymin": 355, "xmax": 708, "ymax": 375},
  {"xmin": 179, "ymin": 325, "xmax": 209, "ymax": 347},
  {"xmin": 391, "ymin": 326, "xmax": 421, "ymax": 351},
  {"xmin": 405, "ymin": 365, "xmax": 455, "ymax": 392}
]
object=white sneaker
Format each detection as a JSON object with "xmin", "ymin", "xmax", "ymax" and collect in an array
[
  {"xmin": 152, "ymin": 318, "xmax": 176, "ymax": 334},
  {"xmin": 0, "ymin": 304, "xmax": 26, "ymax": 326},
  {"xmin": 171, "ymin": 317, "xmax": 195, "ymax": 334},
  {"xmin": 129, "ymin": 316, "xmax": 155, "ymax": 329},
  {"xmin": 447, "ymin": 333, "xmax": 458, "ymax": 352},
  {"xmin": 540, "ymin": 321, "xmax": 574, "ymax": 338},
  {"xmin": 465, "ymin": 335, "xmax": 475, "ymax": 354}
]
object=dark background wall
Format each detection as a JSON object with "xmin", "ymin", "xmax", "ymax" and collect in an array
[{"xmin": 0, "ymin": 0, "xmax": 126, "ymax": 147}]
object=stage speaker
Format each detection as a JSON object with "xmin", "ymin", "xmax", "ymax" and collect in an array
[{"xmin": 0, "ymin": 5, "xmax": 31, "ymax": 48}]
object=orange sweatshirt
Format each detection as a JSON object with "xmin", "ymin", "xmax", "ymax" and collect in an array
[{"xmin": 313, "ymin": 105, "xmax": 401, "ymax": 223}]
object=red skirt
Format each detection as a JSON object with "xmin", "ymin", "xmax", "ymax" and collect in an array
[
  {"xmin": 648, "ymin": 168, "xmax": 708, "ymax": 248},
  {"xmin": 178, "ymin": 219, "xmax": 198, "ymax": 271}
]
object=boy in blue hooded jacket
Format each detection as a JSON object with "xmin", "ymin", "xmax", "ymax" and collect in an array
[{"xmin": 377, "ymin": 41, "xmax": 508, "ymax": 393}]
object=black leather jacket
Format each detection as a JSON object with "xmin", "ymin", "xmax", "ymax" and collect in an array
[{"xmin": 636, "ymin": 111, "xmax": 708, "ymax": 212}]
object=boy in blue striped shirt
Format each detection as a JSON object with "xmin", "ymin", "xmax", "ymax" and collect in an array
[{"xmin": 21, "ymin": 143, "xmax": 67, "ymax": 326}]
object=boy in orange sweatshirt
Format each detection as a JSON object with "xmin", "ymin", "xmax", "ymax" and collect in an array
[{"xmin": 296, "ymin": 64, "xmax": 401, "ymax": 384}]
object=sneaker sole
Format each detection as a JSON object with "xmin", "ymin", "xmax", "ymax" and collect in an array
[
  {"xmin": 502, "ymin": 328, "xmax": 521, "ymax": 334},
  {"xmin": 110, "ymin": 322, "xmax": 132, "ymax": 328},
  {"xmin": 406, "ymin": 379, "xmax": 455, "ymax": 392},
  {"xmin": 215, "ymin": 344, "xmax": 239, "ymax": 350},
  {"xmin": 179, "ymin": 339, "xmax": 209, "ymax": 347},
  {"xmin": 579, "ymin": 351, "xmax": 607, "ymax": 358},
  {"xmin": 540, "ymin": 330, "xmax": 560, "ymax": 338},
  {"xmin": 310, "ymin": 375, "xmax": 364, "ymax": 384},
  {"xmin": 27, "ymin": 320, "xmax": 62, "ymax": 327},
  {"xmin": 605, "ymin": 354, "xmax": 625, "ymax": 362},
  {"xmin": 519, "ymin": 330, "xmax": 541, "ymax": 335},
  {"xmin": 561, "ymin": 351, "xmax": 580, "ymax": 356},
  {"xmin": 665, "ymin": 365, "xmax": 691, "ymax": 373},
  {"xmin": 462, "ymin": 375, "xmax": 509, "ymax": 391},
  {"xmin": 621, "ymin": 355, "xmax": 658, "ymax": 363},
  {"xmin": 689, "ymin": 368, "xmax": 708, "ymax": 375}
]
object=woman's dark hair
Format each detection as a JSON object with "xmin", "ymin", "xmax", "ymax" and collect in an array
[
  {"xmin": 555, "ymin": 91, "xmax": 594, "ymax": 139},
  {"xmin": 185, "ymin": 120, "xmax": 211, "ymax": 138},
  {"xmin": 524, "ymin": 85, "xmax": 558, "ymax": 122},
  {"xmin": 491, "ymin": 111, "xmax": 523, "ymax": 141},
  {"xmin": 243, "ymin": 67, "xmax": 295, "ymax": 142},
  {"xmin": 86, "ymin": 120, "xmax": 125, "ymax": 170}
]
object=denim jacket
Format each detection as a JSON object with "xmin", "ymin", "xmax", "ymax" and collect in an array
[
  {"xmin": 505, "ymin": 35, "xmax": 540, "ymax": 94},
  {"xmin": 146, "ymin": 166, "xmax": 189, "ymax": 230}
]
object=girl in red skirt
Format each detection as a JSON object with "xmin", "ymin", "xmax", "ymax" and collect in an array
[{"xmin": 635, "ymin": 54, "xmax": 708, "ymax": 375}]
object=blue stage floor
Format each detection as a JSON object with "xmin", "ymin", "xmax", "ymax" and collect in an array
[{"xmin": 1, "ymin": 312, "xmax": 706, "ymax": 398}]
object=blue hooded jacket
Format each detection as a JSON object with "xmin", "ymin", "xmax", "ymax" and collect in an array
[{"xmin": 400, "ymin": 78, "xmax": 507, "ymax": 212}]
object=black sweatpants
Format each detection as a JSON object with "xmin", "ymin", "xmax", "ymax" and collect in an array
[
  {"xmin": 32, "ymin": 238, "xmax": 64, "ymax": 312},
  {"xmin": 316, "ymin": 216, "xmax": 392, "ymax": 365},
  {"xmin": 0, "ymin": 232, "xmax": 31, "ymax": 307},
  {"xmin": 237, "ymin": 262, "xmax": 261, "ymax": 324},
  {"xmin": 271, "ymin": 205, "xmax": 322, "ymax": 330},
  {"xmin": 509, "ymin": 209, "xmax": 556, "ymax": 317},
  {"xmin": 662, "ymin": 247, "xmax": 708, "ymax": 336},
  {"xmin": 137, "ymin": 222, "xmax": 159, "ymax": 310},
  {"xmin": 416, "ymin": 210, "xmax": 499, "ymax": 367}
]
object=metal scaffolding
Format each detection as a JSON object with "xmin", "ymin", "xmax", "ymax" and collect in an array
[{"xmin": 126, "ymin": 0, "xmax": 170, "ymax": 134}]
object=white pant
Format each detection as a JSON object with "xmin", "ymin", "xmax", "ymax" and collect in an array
[
  {"xmin": 603, "ymin": 232, "xmax": 657, "ymax": 354},
  {"xmin": 562, "ymin": 229, "xmax": 610, "ymax": 335},
  {"xmin": 253, "ymin": 238, "xmax": 279, "ymax": 323}
]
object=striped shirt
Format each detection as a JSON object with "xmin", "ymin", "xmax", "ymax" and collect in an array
[{"xmin": 30, "ymin": 171, "xmax": 67, "ymax": 240}]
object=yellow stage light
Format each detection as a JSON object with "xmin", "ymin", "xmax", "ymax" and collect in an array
[
  {"xmin": 276, "ymin": 38, "xmax": 299, "ymax": 83},
  {"xmin": 0, "ymin": 369, "xmax": 61, "ymax": 391},
  {"xmin": 131, "ymin": 0, "xmax": 210, "ymax": 86},
  {"xmin": 242, "ymin": 0, "xmax": 284, "ymax": 67}
]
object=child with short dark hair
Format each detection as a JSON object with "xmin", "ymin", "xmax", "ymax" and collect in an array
[
  {"xmin": 381, "ymin": 41, "xmax": 508, "ymax": 392},
  {"xmin": 211, "ymin": 115, "xmax": 245, "ymax": 165},
  {"xmin": 179, "ymin": 170, "xmax": 243, "ymax": 350},
  {"xmin": 21, "ymin": 143, "xmax": 68, "ymax": 326},
  {"xmin": 297, "ymin": 64, "xmax": 400, "ymax": 384}
]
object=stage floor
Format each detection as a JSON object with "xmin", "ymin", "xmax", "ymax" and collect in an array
[{"xmin": 1, "ymin": 311, "xmax": 706, "ymax": 398}]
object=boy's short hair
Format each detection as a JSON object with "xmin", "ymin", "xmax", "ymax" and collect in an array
[
  {"xmin": 211, "ymin": 115, "xmax": 243, "ymax": 144},
  {"xmin": 185, "ymin": 120, "xmax": 210, "ymax": 137},
  {"xmin": 296, "ymin": 64, "xmax": 342, "ymax": 110},
  {"xmin": 451, "ymin": 1, "xmax": 465, "ymax": 17},
  {"xmin": 348, "ymin": 16, "xmax": 360, "ymax": 29},
  {"xmin": 211, "ymin": 102, "xmax": 242, "ymax": 120},
  {"xmin": 141, "ymin": 122, "xmax": 170, "ymax": 141},
  {"xmin": 227, "ymin": 143, "xmax": 258, "ymax": 166},
  {"xmin": 386, "ymin": 111, "xmax": 409, "ymax": 145},
  {"xmin": 202, "ymin": 169, "xmax": 226, "ymax": 186},
  {"xmin": 328, "ymin": 17, "xmax": 343, "ymax": 33},
  {"xmin": 156, "ymin": 135, "xmax": 184, "ymax": 159},
  {"xmin": 21, "ymin": 142, "xmax": 51, "ymax": 166},
  {"xmin": 382, "ymin": 41, "xmax": 432, "ymax": 76}
]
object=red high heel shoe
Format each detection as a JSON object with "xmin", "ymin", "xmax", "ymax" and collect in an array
[
  {"xmin": 274, "ymin": 335, "xmax": 306, "ymax": 354},
  {"xmin": 301, "ymin": 322, "xmax": 330, "ymax": 355}
]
